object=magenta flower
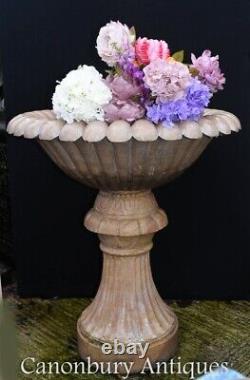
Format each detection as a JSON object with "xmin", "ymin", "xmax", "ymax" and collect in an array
[
  {"xmin": 143, "ymin": 58, "xmax": 191, "ymax": 102},
  {"xmin": 191, "ymin": 50, "xmax": 225, "ymax": 93}
]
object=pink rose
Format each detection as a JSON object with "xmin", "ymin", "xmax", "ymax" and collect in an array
[
  {"xmin": 135, "ymin": 37, "xmax": 170, "ymax": 65},
  {"xmin": 143, "ymin": 58, "xmax": 191, "ymax": 102},
  {"xmin": 191, "ymin": 50, "xmax": 225, "ymax": 93}
]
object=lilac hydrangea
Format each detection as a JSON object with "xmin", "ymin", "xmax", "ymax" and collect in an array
[{"xmin": 146, "ymin": 78, "xmax": 211, "ymax": 127}]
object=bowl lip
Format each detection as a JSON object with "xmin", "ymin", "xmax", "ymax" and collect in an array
[
  {"xmin": 37, "ymin": 134, "xmax": 212, "ymax": 146},
  {"xmin": 7, "ymin": 108, "xmax": 241, "ymax": 143}
]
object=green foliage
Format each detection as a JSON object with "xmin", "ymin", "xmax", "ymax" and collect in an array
[
  {"xmin": 189, "ymin": 66, "xmax": 199, "ymax": 77},
  {"xmin": 129, "ymin": 26, "xmax": 136, "ymax": 40},
  {"xmin": 172, "ymin": 50, "xmax": 185, "ymax": 63}
]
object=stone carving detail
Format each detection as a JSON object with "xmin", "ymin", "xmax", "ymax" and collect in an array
[{"xmin": 7, "ymin": 109, "xmax": 241, "ymax": 142}]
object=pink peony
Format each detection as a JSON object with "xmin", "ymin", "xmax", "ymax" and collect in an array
[
  {"xmin": 105, "ymin": 75, "xmax": 142, "ymax": 101},
  {"xmin": 143, "ymin": 58, "xmax": 191, "ymax": 102},
  {"xmin": 191, "ymin": 50, "xmax": 225, "ymax": 92},
  {"xmin": 104, "ymin": 100, "xmax": 145, "ymax": 123},
  {"xmin": 104, "ymin": 74, "xmax": 145, "ymax": 122},
  {"xmin": 135, "ymin": 37, "xmax": 170, "ymax": 65},
  {"xmin": 96, "ymin": 21, "xmax": 135, "ymax": 67}
]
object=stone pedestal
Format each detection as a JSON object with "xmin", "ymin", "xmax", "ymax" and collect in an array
[{"xmin": 77, "ymin": 190, "xmax": 178, "ymax": 373}]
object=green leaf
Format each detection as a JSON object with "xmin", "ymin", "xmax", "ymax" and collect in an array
[
  {"xmin": 114, "ymin": 64, "xmax": 123, "ymax": 76},
  {"xmin": 130, "ymin": 26, "xmax": 136, "ymax": 40},
  {"xmin": 172, "ymin": 50, "xmax": 184, "ymax": 63},
  {"xmin": 105, "ymin": 69, "xmax": 114, "ymax": 76},
  {"xmin": 189, "ymin": 66, "xmax": 199, "ymax": 77}
]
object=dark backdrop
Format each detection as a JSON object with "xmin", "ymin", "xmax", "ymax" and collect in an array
[{"xmin": 2, "ymin": 0, "xmax": 250, "ymax": 298}]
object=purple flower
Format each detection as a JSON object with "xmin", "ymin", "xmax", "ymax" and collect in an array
[
  {"xmin": 186, "ymin": 77, "xmax": 212, "ymax": 118},
  {"xmin": 119, "ymin": 55, "xmax": 145, "ymax": 82},
  {"xmin": 104, "ymin": 74, "xmax": 145, "ymax": 122},
  {"xmin": 105, "ymin": 74, "xmax": 142, "ymax": 101},
  {"xmin": 146, "ymin": 78, "xmax": 211, "ymax": 127},
  {"xmin": 104, "ymin": 99, "xmax": 145, "ymax": 123},
  {"xmin": 118, "ymin": 53, "xmax": 151, "ymax": 101},
  {"xmin": 191, "ymin": 50, "xmax": 226, "ymax": 93},
  {"xmin": 119, "ymin": 57, "xmax": 144, "ymax": 83}
]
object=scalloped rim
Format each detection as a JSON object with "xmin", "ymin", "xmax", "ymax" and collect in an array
[{"xmin": 7, "ymin": 108, "xmax": 241, "ymax": 142}]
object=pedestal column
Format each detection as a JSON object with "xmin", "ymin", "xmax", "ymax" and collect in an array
[{"xmin": 77, "ymin": 190, "xmax": 178, "ymax": 373}]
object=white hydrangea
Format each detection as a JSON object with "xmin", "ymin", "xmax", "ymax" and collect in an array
[{"xmin": 52, "ymin": 65, "xmax": 112, "ymax": 124}]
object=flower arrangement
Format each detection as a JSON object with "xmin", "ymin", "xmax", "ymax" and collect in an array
[{"xmin": 52, "ymin": 21, "xmax": 225, "ymax": 127}]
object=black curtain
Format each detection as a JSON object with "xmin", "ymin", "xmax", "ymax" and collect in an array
[{"xmin": 2, "ymin": 0, "xmax": 250, "ymax": 298}]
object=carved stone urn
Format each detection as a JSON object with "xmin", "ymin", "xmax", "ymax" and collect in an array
[{"xmin": 8, "ymin": 109, "xmax": 240, "ymax": 373}]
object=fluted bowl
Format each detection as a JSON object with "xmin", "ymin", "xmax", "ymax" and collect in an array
[
  {"xmin": 7, "ymin": 109, "xmax": 240, "ymax": 191},
  {"xmin": 40, "ymin": 137, "xmax": 211, "ymax": 190}
]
